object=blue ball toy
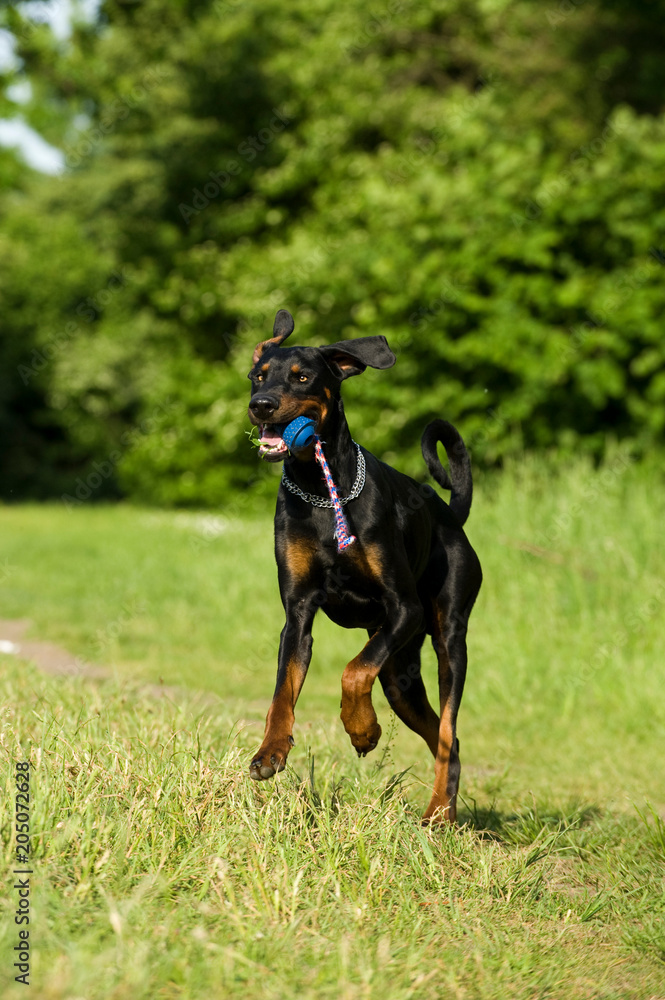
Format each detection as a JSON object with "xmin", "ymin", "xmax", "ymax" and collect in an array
[{"xmin": 279, "ymin": 416, "xmax": 317, "ymax": 452}]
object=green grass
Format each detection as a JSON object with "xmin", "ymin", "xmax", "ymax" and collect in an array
[{"xmin": 1, "ymin": 451, "xmax": 664, "ymax": 998}]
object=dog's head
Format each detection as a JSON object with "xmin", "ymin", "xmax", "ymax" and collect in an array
[{"xmin": 247, "ymin": 309, "xmax": 395, "ymax": 461}]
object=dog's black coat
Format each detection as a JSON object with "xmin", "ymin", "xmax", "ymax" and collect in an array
[{"xmin": 246, "ymin": 310, "xmax": 482, "ymax": 822}]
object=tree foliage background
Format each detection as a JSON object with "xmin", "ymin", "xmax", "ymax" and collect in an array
[{"xmin": 1, "ymin": 0, "xmax": 664, "ymax": 505}]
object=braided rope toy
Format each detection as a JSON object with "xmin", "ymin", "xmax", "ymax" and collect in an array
[
  {"xmin": 279, "ymin": 416, "xmax": 357, "ymax": 551},
  {"xmin": 313, "ymin": 439, "xmax": 356, "ymax": 550}
]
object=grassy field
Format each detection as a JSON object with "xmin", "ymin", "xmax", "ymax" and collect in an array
[{"xmin": 1, "ymin": 452, "xmax": 664, "ymax": 998}]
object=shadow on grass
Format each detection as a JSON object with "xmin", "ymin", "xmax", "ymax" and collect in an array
[{"xmin": 458, "ymin": 795, "xmax": 603, "ymax": 844}]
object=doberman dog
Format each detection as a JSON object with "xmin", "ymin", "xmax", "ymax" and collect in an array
[{"xmin": 247, "ymin": 309, "xmax": 482, "ymax": 823}]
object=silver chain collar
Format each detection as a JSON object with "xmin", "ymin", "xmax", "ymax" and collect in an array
[{"xmin": 281, "ymin": 443, "xmax": 366, "ymax": 507}]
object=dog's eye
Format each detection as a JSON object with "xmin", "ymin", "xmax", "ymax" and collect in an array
[
  {"xmin": 256, "ymin": 373, "xmax": 265, "ymax": 382},
  {"xmin": 298, "ymin": 374, "xmax": 308, "ymax": 382}
]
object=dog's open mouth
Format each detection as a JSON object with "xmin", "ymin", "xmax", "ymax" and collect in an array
[{"xmin": 258, "ymin": 424, "xmax": 290, "ymax": 462}]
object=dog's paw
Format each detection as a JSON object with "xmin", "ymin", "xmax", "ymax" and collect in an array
[
  {"xmin": 348, "ymin": 720, "xmax": 382, "ymax": 757},
  {"xmin": 249, "ymin": 754, "xmax": 284, "ymax": 780},
  {"xmin": 249, "ymin": 736, "xmax": 294, "ymax": 780},
  {"xmin": 421, "ymin": 803, "xmax": 457, "ymax": 826},
  {"xmin": 421, "ymin": 791, "xmax": 457, "ymax": 825},
  {"xmin": 341, "ymin": 697, "xmax": 382, "ymax": 756}
]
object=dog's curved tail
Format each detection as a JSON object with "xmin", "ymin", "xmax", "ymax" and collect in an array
[{"xmin": 421, "ymin": 419, "xmax": 473, "ymax": 526}]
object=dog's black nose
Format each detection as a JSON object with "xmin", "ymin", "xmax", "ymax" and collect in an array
[{"xmin": 249, "ymin": 394, "xmax": 279, "ymax": 419}]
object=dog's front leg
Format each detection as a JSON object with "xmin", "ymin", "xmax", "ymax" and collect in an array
[
  {"xmin": 340, "ymin": 594, "xmax": 424, "ymax": 756},
  {"xmin": 249, "ymin": 597, "xmax": 317, "ymax": 780}
]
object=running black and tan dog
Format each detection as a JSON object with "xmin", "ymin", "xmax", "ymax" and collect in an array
[{"xmin": 246, "ymin": 309, "xmax": 482, "ymax": 822}]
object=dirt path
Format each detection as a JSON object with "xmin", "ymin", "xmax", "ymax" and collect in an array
[
  {"xmin": 0, "ymin": 619, "xmax": 109, "ymax": 679},
  {"xmin": 0, "ymin": 618, "xmax": 262, "ymax": 720}
]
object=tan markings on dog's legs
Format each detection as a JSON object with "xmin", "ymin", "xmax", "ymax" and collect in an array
[
  {"xmin": 263, "ymin": 657, "xmax": 300, "ymax": 741},
  {"xmin": 423, "ymin": 698, "xmax": 456, "ymax": 823},
  {"xmin": 423, "ymin": 607, "xmax": 457, "ymax": 823},
  {"xmin": 340, "ymin": 649, "xmax": 382, "ymax": 756},
  {"xmin": 252, "ymin": 655, "xmax": 309, "ymax": 778}
]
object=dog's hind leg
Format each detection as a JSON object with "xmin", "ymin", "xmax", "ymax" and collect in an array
[
  {"xmin": 422, "ymin": 591, "xmax": 477, "ymax": 824},
  {"xmin": 378, "ymin": 632, "xmax": 439, "ymax": 757}
]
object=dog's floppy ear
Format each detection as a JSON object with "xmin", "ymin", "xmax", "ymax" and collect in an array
[
  {"xmin": 252, "ymin": 309, "xmax": 295, "ymax": 365},
  {"xmin": 319, "ymin": 335, "xmax": 396, "ymax": 380}
]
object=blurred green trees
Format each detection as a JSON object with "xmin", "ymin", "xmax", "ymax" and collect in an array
[{"xmin": 1, "ymin": 0, "xmax": 664, "ymax": 504}]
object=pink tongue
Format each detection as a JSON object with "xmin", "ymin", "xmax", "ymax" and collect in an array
[{"xmin": 260, "ymin": 426, "xmax": 285, "ymax": 446}]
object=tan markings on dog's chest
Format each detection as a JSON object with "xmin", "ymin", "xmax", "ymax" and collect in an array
[
  {"xmin": 283, "ymin": 537, "xmax": 318, "ymax": 580},
  {"xmin": 349, "ymin": 542, "xmax": 383, "ymax": 581}
]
